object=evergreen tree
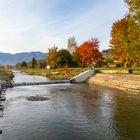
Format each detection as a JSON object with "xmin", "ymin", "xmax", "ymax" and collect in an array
[{"xmin": 31, "ymin": 57, "xmax": 37, "ymax": 68}]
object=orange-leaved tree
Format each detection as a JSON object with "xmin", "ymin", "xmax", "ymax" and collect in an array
[
  {"xmin": 110, "ymin": 17, "xmax": 140, "ymax": 67},
  {"xmin": 72, "ymin": 47, "xmax": 81, "ymax": 67},
  {"xmin": 79, "ymin": 38, "xmax": 103, "ymax": 67}
]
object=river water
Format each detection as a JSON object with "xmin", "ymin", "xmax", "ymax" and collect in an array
[{"xmin": 0, "ymin": 71, "xmax": 140, "ymax": 140}]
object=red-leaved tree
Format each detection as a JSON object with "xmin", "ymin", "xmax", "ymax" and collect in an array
[{"xmin": 79, "ymin": 38, "xmax": 103, "ymax": 66}]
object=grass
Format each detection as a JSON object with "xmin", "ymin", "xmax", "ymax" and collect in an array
[
  {"xmin": 0, "ymin": 68, "xmax": 14, "ymax": 81},
  {"xmin": 93, "ymin": 67, "xmax": 140, "ymax": 74},
  {"xmin": 19, "ymin": 68, "xmax": 90, "ymax": 80},
  {"xmin": 93, "ymin": 67, "xmax": 140, "ymax": 70},
  {"xmin": 17, "ymin": 67, "xmax": 140, "ymax": 80}
]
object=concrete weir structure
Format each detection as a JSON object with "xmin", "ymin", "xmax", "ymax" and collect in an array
[
  {"xmin": 2, "ymin": 80, "xmax": 70, "ymax": 88},
  {"xmin": 70, "ymin": 70, "xmax": 95, "ymax": 83}
]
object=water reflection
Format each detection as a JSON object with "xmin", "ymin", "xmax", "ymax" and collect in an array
[
  {"xmin": 112, "ymin": 92, "xmax": 140, "ymax": 139},
  {"xmin": 0, "ymin": 72, "xmax": 140, "ymax": 140},
  {"xmin": 89, "ymin": 84, "xmax": 140, "ymax": 140}
]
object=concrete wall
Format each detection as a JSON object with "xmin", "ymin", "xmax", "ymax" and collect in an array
[
  {"xmin": 88, "ymin": 74, "xmax": 140, "ymax": 93},
  {"xmin": 70, "ymin": 70, "xmax": 94, "ymax": 83}
]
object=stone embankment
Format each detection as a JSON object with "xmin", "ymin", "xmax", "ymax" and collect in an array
[{"xmin": 88, "ymin": 74, "xmax": 140, "ymax": 93}]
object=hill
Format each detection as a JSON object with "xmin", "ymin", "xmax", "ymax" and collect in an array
[{"xmin": 0, "ymin": 51, "xmax": 47, "ymax": 65}]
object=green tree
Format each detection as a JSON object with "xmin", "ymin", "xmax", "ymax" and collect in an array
[
  {"xmin": 102, "ymin": 50, "xmax": 113, "ymax": 65},
  {"xmin": 20, "ymin": 61, "xmax": 28, "ymax": 68},
  {"xmin": 110, "ymin": 17, "xmax": 140, "ymax": 67},
  {"xmin": 57, "ymin": 49, "xmax": 73, "ymax": 68},
  {"xmin": 31, "ymin": 57, "xmax": 37, "ymax": 68},
  {"xmin": 46, "ymin": 46, "xmax": 58, "ymax": 69}
]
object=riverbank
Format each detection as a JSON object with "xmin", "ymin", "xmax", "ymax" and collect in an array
[
  {"xmin": 88, "ymin": 73, "xmax": 140, "ymax": 93},
  {"xmin": 0, "ymin": 69, "xmax": 14, "ymax": 81},
  {"xmin": 17, "ymin": 68, "xmax": 89, "ymax": 80},
  {"xmin": 16, "ymin": 67, "xmax": 140, "ymax": 80},
  {"xmin": 16, "ymin": 68, "xmax": 140, "ymax": 93}
]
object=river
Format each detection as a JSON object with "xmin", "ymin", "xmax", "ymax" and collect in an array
[{"xmin": 0, "ymin": 71, "xmax": 140, "ymax": 140}]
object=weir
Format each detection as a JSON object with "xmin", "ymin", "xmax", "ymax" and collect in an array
[
  {"xmin": 1, "ymin": 70, "xmax": 95, "ymax": 88},
  {"xmin": 70, "ymin": 70, "xmax": 95, "ymax": 83},
  {"xmin": 2, "ymin": 80, "xmax": 70, "ymax": 88}
]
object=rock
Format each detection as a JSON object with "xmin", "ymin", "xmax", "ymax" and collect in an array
[
  {"xmin": 26, "ymin": 96, "xmax": 50, "ymax": 101},
  {"xmin": 0, "ymin": 105, "xmax": 4, "ymax": 110},
  {"xmin": 0, "ymin": 97, "xmax": 6, "ymax": 101},
  {"xmin": 0, "ymin": 130, "xmax": 2, "ymax": 134}
]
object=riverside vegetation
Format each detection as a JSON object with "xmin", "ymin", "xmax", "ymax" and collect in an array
[
  {"xmin": 18, "ymin": 67, "xmax": 140, "ymax": 80},
  {"xmin": 0, "ymin": 68, "xmax": 14, "ymax": 81},
  {"xmin": 19, "ymin": 68, "xmax": 90, "ymax": 80}
]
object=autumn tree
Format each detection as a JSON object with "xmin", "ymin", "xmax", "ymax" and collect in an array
[
  {"xmin": 67, "ymin": 36, "xmax": 77, "ymax": 54},
  {"xmin": 125, "ymin": 0, "xmax": 140, "ymax": 25},
  {"xmin": 72, "ymin": 47, "xmax": 81, "ymax": 67},
  {"xmin": 5, "ymin": 64, "xmax": 11, "ymax": 70},
  {"xmin": 15, "ymin": 63, "xmax": 21, "ymax": 69},
  {"xmin": 46, "ymin": 46, "xmax": 58, "ymax": 69},
  {"xmin": 110, "ymin": 17, "xmax": 140, "ymax": 67},
  {"xmin": 79, "ymin": 38, "xmax": 103, "ymax": 67},
  {"xmin": 57, "ymin": 49, "xmax": 73, "ymax": 68}
]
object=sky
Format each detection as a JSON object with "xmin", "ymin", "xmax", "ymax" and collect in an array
[{"xmin": 0, "ymin": 0, "xmax": 128, "ymax": 54}]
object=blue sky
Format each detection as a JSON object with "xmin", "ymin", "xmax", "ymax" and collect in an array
[{"xmin": 0, "ymin": 0, "xmax": 127, "ymax": 54}]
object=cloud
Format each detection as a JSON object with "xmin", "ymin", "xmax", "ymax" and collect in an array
[{"xmin": 0, "ymin": 0, "xmax": 127, "ymax": 53}]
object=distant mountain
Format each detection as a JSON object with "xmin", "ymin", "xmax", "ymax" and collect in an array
[{"xmin": 0, "ymin": 51, "xmax": 47, "ymax": 65}]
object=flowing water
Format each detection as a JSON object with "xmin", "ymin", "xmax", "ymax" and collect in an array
[{"xmin": 0, "ymin": 71, "xmax": 140, "ymax": 140}]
